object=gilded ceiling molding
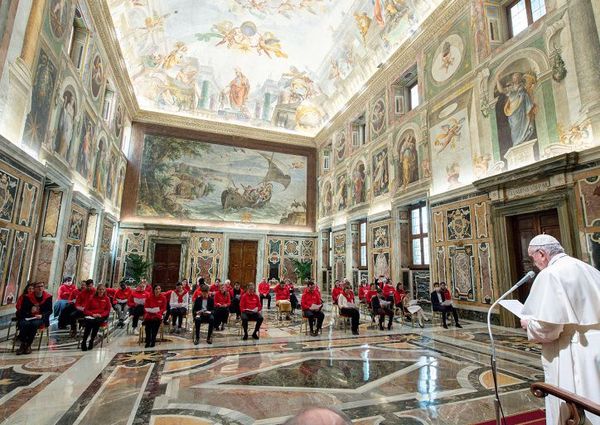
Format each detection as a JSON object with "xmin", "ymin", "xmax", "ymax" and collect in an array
[
  {"xmin": 315, "ymin": 0, "xmax": 467, "ymax": 148},
  {"xmin": 135, "ymin": 110, "xmax": 314, "ymax": 147}
]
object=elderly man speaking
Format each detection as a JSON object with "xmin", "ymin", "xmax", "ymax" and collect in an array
[{"xmin": 521, "ymin": 234, "xmax": 600, "ymax": 425}]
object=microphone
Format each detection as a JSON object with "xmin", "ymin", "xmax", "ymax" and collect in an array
[{"xmin": 486, "ymin": 270, "xmax": 536, "ymax": 425}]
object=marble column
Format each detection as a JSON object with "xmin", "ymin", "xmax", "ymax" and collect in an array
[
  {"xmin": 568, "ymin": 0, "xmax": 600, "ymax": 134},
  {"xmin": 0, "ymin": 0, "xmax": 46, "ymax": 145}
]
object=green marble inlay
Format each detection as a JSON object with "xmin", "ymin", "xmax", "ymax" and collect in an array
[{"xmin": 225, "ymin": 359, "xmax": 414, "ymax": 389}]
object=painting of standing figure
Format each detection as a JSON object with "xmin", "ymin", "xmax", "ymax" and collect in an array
[{"xmin": 137, "ymin": 134, "xmax": 308, "ymax": 225}]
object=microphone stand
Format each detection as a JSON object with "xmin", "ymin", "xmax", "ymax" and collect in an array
[{"xmin": 486, "ymin": 271, "xmax": 533, "ymax": 425}]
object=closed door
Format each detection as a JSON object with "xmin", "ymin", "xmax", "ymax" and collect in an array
[
  {"xmin": 152, "ymin": 243, "xmax": 182, "ymax": 292},
  {"xmin": 509, "ymin": 209, "xmax": 561, "ymax": 303},
  {"xmin": 228, "ymin": 240, "xmax": 258, "ymax": 289}
]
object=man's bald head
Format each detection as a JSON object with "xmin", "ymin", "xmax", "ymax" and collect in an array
[{"xmin": 284, "ymin": 407, "xmax": 352, "ymax": 425}]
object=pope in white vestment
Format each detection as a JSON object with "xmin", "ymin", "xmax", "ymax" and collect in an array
[{"xmin": 521, "ymin": 235, "xmax": 600, "ymax": 425}]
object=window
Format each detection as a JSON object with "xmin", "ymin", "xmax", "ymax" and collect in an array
[
  {"xmin": 410, "ymin": 204, "xmax": 429, "ymax": 266},
  {"xmin": 351, "ymin": 114, "xmax": 367, "ymax": 148},
  {"xmin": 102, "ymin": 87, "xmax": 115, "ymax": 121},
  {"xmin": 359, "ymin": 220, "xmax": 367, "ymax": 269},
  {"xmin": 67, "ymin": 9, "xmax": 88, "ymax": 69},
  {"xmin": 507, "ymin": 0, "xmax": 546, "ymax": 38},
  {"xmin": 408, "ymin": 81, "xmax": 419, "ymax": 111},
  {"xmin": 323, "ymin": 149, "xmax": 331, "ymax": 171}
]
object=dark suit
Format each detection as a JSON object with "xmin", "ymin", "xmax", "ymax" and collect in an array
[
  {"xmin": 192, "ymin": 296, "xmax": 215, "ymax": 341},
  {"xmin": 371, "ymin": 295, "xmax": 394, "ymax": 329},
  {"xmin": 430, "ymin": 290, "xmax": 460, "ymax": 327}
]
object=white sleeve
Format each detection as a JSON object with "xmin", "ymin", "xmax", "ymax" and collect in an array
[{"xmin": 526, "ymin": 319, "xmax": 564, "ymax": 343}]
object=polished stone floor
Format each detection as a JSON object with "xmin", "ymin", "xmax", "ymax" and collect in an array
[{"xmin": 0, "ymin": 309, "xmax": 546, "ymax": 424}]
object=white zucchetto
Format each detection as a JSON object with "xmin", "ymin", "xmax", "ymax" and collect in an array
[{"xmin": 529, "ymin": 234, "xmax": 560, "ymax": 247}]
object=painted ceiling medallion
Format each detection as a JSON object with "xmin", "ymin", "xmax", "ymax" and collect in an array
[{"xmin": 106, "ymin": 0, "xmax": 443, "ymax": 137}]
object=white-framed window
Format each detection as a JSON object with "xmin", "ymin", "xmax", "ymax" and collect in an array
[
  {"xmin": 67, "ymin": 9, "xmax": 88, "ymax": 69},
  {"xmin": 507, "ymin": 0, "xmax": 546, "ymax": 38},
  {"xmin": 102, "ymin": 87, "xmax": 115, "ymax": 121},
  {"xmin": 359, "ymin": 220, "xmax": 367, "ymax": 269},
  {"xmin": 323, "ymin": 149, "xmax": 331, "ymax": 171},
  {"xmin": 408, "ymin": 81, "xmax": 420, "ymax": 111},
  {"xmin": 410, "ymin": 204, "xmax": 429, "ymax": 266}
]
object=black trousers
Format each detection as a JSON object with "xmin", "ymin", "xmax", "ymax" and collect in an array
[
  {"xmin": 241, "ymin": 312, "xmax": 263, "ymax": 336},
  {"xmin": 129, "ymin": 305, "xmax": 144, "ymax": 328},
  {"xmin": 163, "ymin": 303, "xmax": 171, "ymax": 324},
  {"xmin": 303, "ymin": 310, "xmax": 324, "ymax": 332},
  {"xmin": 194, "ymin": 314, "xmax": 214, "ymax": 340},
  {"xmin": 230, "ymin": 298, "xmax": 241, "ymax": 316},
  {"xmin": 260, "ymin": 294, "xmax": 271, "ymax": 309},
  {"xmin": 82, "ymin": 317, "xmax": 107, "ymax": 346},
  {"xmin": 69, "ymin": 309, "xmax": 85, "ymax": 331},
  {"xmin": 18, "ymin": 318, "xmax": 43, "ymax": 345},
  {"xmin": 340, "ymin": 307, "xmax": 360, "ymax": 332},
  {"xmin": 434, "ymin": 305, "xmax": 460, "ymax": 326},
  {"xmin": 170, "ymin": 307, "xmax": 187, "ymax": 328},
  {"xmin": 144, "ymin": 319, "xmax": 161, "ymax": 346},
  {"xmin": 214, "ymin": 307, "xmax": 229, "ymax": 328},
  {"xmin": 58, "ymin": 303, "xmax": 75, "ymax": 329},
  {"xmin": 375, "ymin": 308, "xmax": 394, "ymax": 328},
  {"xmin": 290, "ymin": 293, "xmax": 298, "ymax": 312}
]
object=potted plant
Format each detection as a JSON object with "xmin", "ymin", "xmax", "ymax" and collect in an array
[
  {"xmin": 126, "ymin": 253, "xmax": 151, "ymax": 284},
  {"xmin": 291, "ymin": 258, "xmax": 312, "ymax": 285}
]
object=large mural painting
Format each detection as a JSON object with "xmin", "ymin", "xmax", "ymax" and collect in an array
[
  {"xmin": 137, "ymin": 134, "xmax": 308, "ymax": 225},
  {"xmin": 106, "ymin": 0, "xmax": 443, "ymax": 135}
]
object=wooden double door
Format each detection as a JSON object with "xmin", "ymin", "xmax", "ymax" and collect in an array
[
  {"xmin": 508, "ymin": 209, "xmax": 561, "ymax": 303},
  {"xmin": 228, "ymin": 240, "xmax": 258, "ymax": 288},
  {"xmin": 152, "ymin": 243, "xmax": 182, "ymax": 292}
]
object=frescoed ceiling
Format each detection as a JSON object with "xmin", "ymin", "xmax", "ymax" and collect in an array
[{"xmin": 106, "ymin": 0, "xmax": 443, "ymax": 137}]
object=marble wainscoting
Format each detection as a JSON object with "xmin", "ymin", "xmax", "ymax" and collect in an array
[{"xmin": 0, "ymin": 321, "xmax": 548, "ymax": 425}]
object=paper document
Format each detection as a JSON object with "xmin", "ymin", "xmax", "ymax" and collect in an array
[
  {"xmin": 309, "ymin": 304, "xmax": 321, "ymax": 310},
  {"xmin": 499, "ymin": 300, "xmax": 525, "ymax": 319},
  {"xmin": 407, "ymin": 305, "xmax": 421, "ymax": 314},
  {"xmin": 442, "ymin": 300, "xmax": 453, "ymax": 306}
]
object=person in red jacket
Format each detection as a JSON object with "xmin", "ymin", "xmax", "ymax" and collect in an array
[
  {"xmin": 191, "ymin": 277, "xmax": 206, "ymax": 302},
  {"xmin": 257, "ymin": 278, "xmax": 272, "ymax": 309},
  {"xmin": 141, "ymin": 278, "xmax": 152, "ymax": 294},
  {"xmin": 143, "ymin": 285, "xmax": 166, "ymax": 348},
  {"xmin": 168, "ymin": 282, "xmax": 189, "ymax": 333},
  {"xmin": 274, "ymin": 280, "xmax": 292, "ymax": 320},
  {"xmin": 229, "ymin": 281, "xmax": 243, "ymax": 321},
  {"xmin": 214, "ymin": 283, "xmax": 231, "ymax": 331},
  {"xmin": 15, "ymin": 283, "xmax": 33, "ymax": 320},
  {"xmin": 16, "ymin": 282, "xmax": 52, "ymax": 355},
  {"xmin": 382, "ymin": 279, "xmax": 396, "ymax": 302},
  {"xmin": 365, "ymin": 283, "xmax": 378, "ymax": 305},
  {"xmin": 239, "ymin": 284, "xmax": 263, "ymax": 340},
  {"xmin": 331, "ymin": 280, "xmax": 343, "ymax": 305},
  {"xmin": 128, "ymin": 283, "xmax": 148, "ymax": 333},
  {"xmin": 181, "ymin": 278, "xmax": 191, "ymax": 294},
  {"xmin": 301, "ymin": 280, "xmax": 324, "ymax": 336},
  {"xmin": 358, "ymin": 280, "xmax": 369, "ymax": 304},
  {"xmin": 68, "ymin": 279, "xmax": 95, "ymax": 337},
  {"xmin": 338, "ymin": 282, "xmax": 360, "ymax": 335},
  {"xmin": 81, "ymin": 284, "xmax": 111, "ymax": 351},
  {"xmin": 209, "ymin": 278, "xmax": 221, "ymax": 294},
  {"xmin": 54, "ymin": 277, "xmax": 74, "ymax": 318},
  {"xmin": 113, "ymin": 281, "xmax": 132, "ymax": 327}
]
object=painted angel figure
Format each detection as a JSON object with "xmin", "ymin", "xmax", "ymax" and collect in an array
[
  {"xmin": 496, "ymin": 71, "xmax": 538, "ymax": 147},
  {"xmin": 434, "ymin": 117, "xmax": 465, "ymax": 153}
]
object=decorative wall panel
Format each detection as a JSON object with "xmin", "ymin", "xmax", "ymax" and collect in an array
[
  {"xmin": 265, "ymin": 236, "xmax": 316, "ymax": 282},
  {"xmin": 332, "ymin": 231, "xmax": 346, "ymax": 282},
  {"xmin": 574, "ymin": 168, "xmax": 600, "ymax": 269},
  {"xmin": 368, "ymin": 220, "xmax": 393, "ymax": 282},
  {"xmin": 60, "ymin": 202, "xmax": 88, "ymax": 282},
  {"xmin": 188, "ymin": 233, "xmax": 223, "ymax": 285}
]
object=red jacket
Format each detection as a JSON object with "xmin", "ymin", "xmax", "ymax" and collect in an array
[
  {"xmin": 128, "ymin": 288, "xmax": 148, "ymax": 308},
  {"xmin": 144, "ymin": 293, "xmax": 166, "ymax": 321},
  {"xmin": 240, "ymin": 293, "xmax": 262, "ymax": 312},
  {"xmin": 183, "ymin": 283, "xmax": 191, "ymax": 294},
  {"xmin": 16, "ymin": 293, "xmax": 26, "ymax": 311},
  {"xmin": 358, "ymin": 285, "xmax": 369, "ymax": 301},
  {"xmin": 394, "ymin": 289, "xmax": 406, "ymax": 305},
  {"xmin": 301, "ymin": 289, "xmax": 322, "ymax": 310},
  {"xmin": 144, "ymin": 285, "xmax": 152, "ymax": 294},
  {"xmin": 258, "ymin": 281, "xmax": 271, "ymax": 295},
  {"xmin": 75, "ymin": 288, "xmax": 96, "ymax": 311},
  {"xmin": 366, "ymin": 289, "xmax": 378, "ymax": 303},
  {"xmin": 442, "ymin": 288, "xmax": 451, "ymax": 301},
  {"xmin": 114, "ymin": 287, "xmax": 132, "ymax": 304},
  {"xmin": 58, "ymin": 284, "xmax": 76, "ymax": 301},
  {"xmin": 84, "ymin": 295, "xmax": 111, "ymax": 318},
  {"xmin": 214, "ymin": 291, "xmax": 231, "ymax": 307},
  {"xmin": 192, "ymin": 288, "xmax": 203, "ymax": 302},
  {"xmin": 274, "ymin": 285, "xmax": 290, "ymax": 301},
  {"xmin": 163, "ymin": 290, "xmax": 173, "ymax": 303},
  {"xmin": 382, "ymin": 284, "xmax": 396, "ymax": 299},
  {"xmin": 209, "ymin": 283, "xmax": 219, "ymax": 293},
  {"xmin": 68, "ymin": 288, "xmax": 81, "ymax": 303},
  {"xmin": 341, "ymin": 290, "xmax": 355, "ymax": 303},
  {"xmin": 332, "ymin": 287, "xmax": 343, "ymax": 304}
]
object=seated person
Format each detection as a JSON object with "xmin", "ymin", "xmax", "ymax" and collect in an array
[
  {"xmin": 141, "ymin": 278, "xmax": 152, "ymax": 295},
  {"xmin": 337, "ymin": 282, "xmax": 360, "ymax": 335},
  {"xmin": 161, "ymin": 288, "xmax": 173, "ymax": 325},
  {"xmin": 239, "ymin": 284, "xmax": 263, "ymax": 340},
  {"xmin": 81, "ymin": 284, "xmax": 111, "ymax": 351},
  {"xmin": 229, "ymin": 282, "xmax": 243, "ymax": 321},
  {"xmin": 365, "ymin": 283, "xmax": 378, "ymax": 305},
  {"xmin": 191, "ymin": 277, "xmax": 205, "ymax": 301},
  {"xmin": 257, "ymin": 278, "xmax": 272, "ymax": 309},
  {"xmin": 143, "ymin": 285, "xmax": 166, "ymax": 348},
  {"xmin": 209, "ymin": 278, "xmax": 221, "ymax": 294},
  {"xmin": 214, "ymin": 283, "xmax": 231, "ymax": 330},
  {"xmin": 127, "ymin": 282, "xmax": 148, "ymax": 334},
  {"xmin": 113, "ymin": 281, "xmax": 132, "ymax": 328},
  {"xmin": 331, "ymin": 280, "xmax": 343, "ymax": 306},
  {"xmin": 440, "ymin": 282, "xmax": 452, "ymax": 304},
  {"xmin": 15, "ymin": 283, "xmax": 34, "ymax": 323},
  {"xmin": 68, "ymin": 279, "xmax": 95, "ymax": 337},
  {"xmin": 192, "ymin": 285, "xmax": 215, "ymax": 345},
  {"xmin": 301, "ymin": 280, "xmax": 324, "ymax": 336},
  {"xmin": 16, "ymin": 282, "xmax": 52, "ymax": 355},
  {"xmin": 357, "ymin": 280, "xmax": 369, "ymax": 304},
  {"xmin": 382, "ymin": 279, "xmax": 396, "ymax": 302},
  {"xmin": 431, "ymin": 282, "xmax": 462, "ymax": 329},
  {"xmin": 371, "ymin": 288, "xmax": 394, "ymax": 330},
  {"xmin": 169, "ymin": 282, "xmax": 189, "ymax": 333},
  {"xmin": 54, "ymin": 277, "xmax": 74, "ymax": 318},
  {"xmin": 285, "ymin": 279, "xmax": 299, "ymax": 315},
  {"xmin": 274, "ymin": 280, "xmax": 292, "ymax": 320},
  {"xmin": 181, "ymin": 278, "xmax": 191, "ymax": 294}
]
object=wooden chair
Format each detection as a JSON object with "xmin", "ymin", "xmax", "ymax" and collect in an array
[
  {"xmin": 77, "ymin": 321, "xmax": 110, "ymax": 349},
  {"xmin": 138, "ymin": 322, "xmax": 164, "ymax": 345},
  {"xmin": 5, "ymin": 316, "xmax": 18, "ymax": 341},
  {"xmin": 11, "ymin": 324, "xmax": 49, "ymax": 352},
  {"xmin": 531, "ymin": 382, "xmax": 600, "ymax": 424}
]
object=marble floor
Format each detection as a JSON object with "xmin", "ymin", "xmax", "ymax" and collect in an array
[{"xmin": 0, "ymin": 310, "xmax": 546, "ymax": 424}]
